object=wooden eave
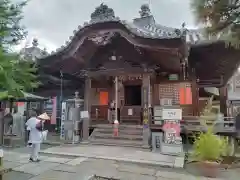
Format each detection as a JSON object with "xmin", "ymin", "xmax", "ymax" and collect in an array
[
  {"xmin": 38, "ymin": 21, "xmax": 185, "ymax": 68},
  {"xmin": 39, "ymin": 32, "xmax": 183, "ymax": 78},
  {"xmin": 189, "ymin": 40, "xmax": 240, "ymax": 86}
]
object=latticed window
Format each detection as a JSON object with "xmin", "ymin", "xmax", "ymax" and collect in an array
[{"xmin": 158, "ymin": 83, "xmax": 192, "ymax": 105}]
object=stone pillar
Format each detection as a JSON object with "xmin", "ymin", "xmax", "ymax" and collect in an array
[
  {"xmin": 142, "ymin": 74, "xmax": 151, "ymax": 148},
  {"xmin": 83, "ymin": 77, "xmax": 91, "ymax": 141},
  {"xmin": 72, "ymin": 108, "xmax": 81, "ymax": 143}
]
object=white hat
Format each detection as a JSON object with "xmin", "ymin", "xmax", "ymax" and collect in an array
[
  {"xmin": 114, "ymin": 120, "xmax": 119, "ymax": 124},
  {"xmin": 37, "ymin": 112, "xmax": 50, "ymax": 120}
]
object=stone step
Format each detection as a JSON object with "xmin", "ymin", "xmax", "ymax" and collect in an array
[
  {"xmin": 93, "ymin": 132, "xmax": 143, "ymax": 141},
  {"xmin": 94, "ymin": 128, "xmax": 143, "ymax": 135},
  {"xmin": 95, "ymin": 124, "xmax": 143, "ymax": 130},
  {"xmin": 95, "ymin": 129, "xmax": 143, "ymax": 136},
  {"xmin": 89, "ymin": 138, "xmax": 143, "ymax": 148}
]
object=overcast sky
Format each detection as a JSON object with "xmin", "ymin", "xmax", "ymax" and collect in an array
[{"xmin": 19, "ymin": 0, "xmax": 195, "ymax": 51}]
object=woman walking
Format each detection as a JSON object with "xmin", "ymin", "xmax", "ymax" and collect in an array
[{"xmin": 26, "ymin": 112, "xmax": 49, "ymax": 162}]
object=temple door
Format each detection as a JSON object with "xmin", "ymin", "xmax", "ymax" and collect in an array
[
  {"xmin": 99, "ymin": 91, "xmax": 108, "ymax": 106},
  {"xmin": 98, "ymin": 91, "xmax": 109, "ymax": 121}
]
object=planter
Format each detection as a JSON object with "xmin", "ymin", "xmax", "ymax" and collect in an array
[{"xmin": 199, "ymin": 161, "xmax": 219, "ymax": 178}]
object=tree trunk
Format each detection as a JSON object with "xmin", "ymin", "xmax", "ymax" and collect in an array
[{"xmin": 0, "ymin": 110, "xmax": 4, "ymax": 145}]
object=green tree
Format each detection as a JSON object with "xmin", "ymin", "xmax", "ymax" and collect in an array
[
  {"xmin": 191, "ymin": 0, "xmax": 240, "ymax": 47},
  {"xmin": 0, "ymin": 0, "xmax": 39, "ymax": 99}
]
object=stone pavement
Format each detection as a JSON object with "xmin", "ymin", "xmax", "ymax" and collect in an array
[
  {"xmin": 40, "ymin": 144, "xmax": 185, "ymax": 168},
  {"xmin": 2, "ymin": 151, "xmax": 230, "ymax": 180}
]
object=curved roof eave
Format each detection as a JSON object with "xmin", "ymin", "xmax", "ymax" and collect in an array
[
  {"xmin": 189, "ymin": 40, "xmax": 240, "ymax": 85},
  {"xmin": 38, "ymin": 18, "xmax": 185, "ymax": 62}
]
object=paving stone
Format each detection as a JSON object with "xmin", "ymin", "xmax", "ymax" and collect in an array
[
  {"xmin": 156, "ymin": 170, "xmax": 197, "ymax": 180},
  {"xmin": 28, "ymin": 170, "xmax": 76, "ymax": 180},
  {"xmin": 113, "ymin": 171, "xmax": 156, "ymax": 180},
  {"xmin": 13, "ymin": 162, "xmax": 59, "ymax": 175},
  {"xmin": 66, "ymin": 157, "xmax": 88, "ymax": 166},
  {"xmin": 44, "ymin": 157, "xmax": 71, "ymax": 163},
  {"xmin": 77, "ymin": 159, "xmax": 118, "ymax": 170},
  {"xmin": 117, "ymin": 164, "xmax": 156, "ymax": 176},
  {"xmin": 13, "ymin": 162, "xmax": 39, "ymax": 173},
  {"xmin": 75, "ymin": 160, "xmax": 119, "ymax": 178},
  {"xmin": 173, "ymin": 156, "xmax": 184, "ymax": 168},
  {"xmin": 52, "ymin": 164, "xmax": 78, "ymax": 173},
  {"xmin": 84, "ymin": 158, "xmax": 116, "ymax": 165},
  {"xmin": 3, "ymin": 171, "xmax": 33, "ymax": 180},
  {"xmin": 3, "ymin": 161, "xmax": 22, "ymax": 169},
  {"xmin": 4, "ymin": 154, "xmax": 24, "ymax": 162}
]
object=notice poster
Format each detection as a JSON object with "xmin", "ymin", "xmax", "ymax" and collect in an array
[
  {"xmin": 162, "ymin": 120, "xmax": 181, "ymax": 144},
  {"xmin": 51, "ymin": 97, "xmax": 57, "ymax": 124}
]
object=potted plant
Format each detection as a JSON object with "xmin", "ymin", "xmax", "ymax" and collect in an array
[{"xmin": 192, "ymin": 128, "xmax": 228, "ymax": 178}]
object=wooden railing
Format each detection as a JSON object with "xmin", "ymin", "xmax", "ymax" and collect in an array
[
  {"xmin": 182, "ymin": 116, "xmax": 236, "ymax": 135},
  {"xmin": 149, "ymin": 110, "xmax": 236, "ymax": 136},
  {"xmin": 90, "ymin": 105, "xmax": 142, "ymax": 125},
  {"xmin": 120, "ymin": 106, "xmax": 142, "ymax": 124},
  {"xmin": 90, "ymin": 105, "xmax": 108, "ymax": 122}
]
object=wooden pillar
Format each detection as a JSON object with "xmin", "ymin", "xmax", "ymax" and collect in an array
[
  {"xmin": 191, "ymin": 68, "xmax": 199, "ymax": 116},
  {"xmin": 142, "ymin": 73, "xmax": 150, "ymax": 148},
  {"xmin": 83, "ymin": 77, "xmax": 91, "ymax": 141},
  {"xmin": 220, "ymin": 86, "xmax": 227, "ymax": 116},
  {"xmin": 114, "ymin": 76, "xmax": 118, "ymax": 121}
]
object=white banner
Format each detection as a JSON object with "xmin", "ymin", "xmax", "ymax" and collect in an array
[{"xmin": 60, "ymin": 102, "xmax": 67, "ymax": 139}]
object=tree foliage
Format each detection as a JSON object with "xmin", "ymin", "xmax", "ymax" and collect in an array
[
  {"xmin": 191, "ymin": 0, "xmax": 240, "ymax": 46},
  {"xmin": 0, "ymin": 0, "xmax": 39, "ymax": 99},
  {"xmin": 0, "ymin": 0, "xmax": 27, "ymax": 47}
]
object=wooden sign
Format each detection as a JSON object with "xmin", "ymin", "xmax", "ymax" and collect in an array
[
  {"xmin": 80, "ymin": 111, "xmax": 89, "ymax": 118},
  {"xmin": 162, "ymin": 109, "xmax": 182, "ymax": 120},
  {"xmin": 168, "ymin": 74, "xmax": 178, "ymax": 81}
]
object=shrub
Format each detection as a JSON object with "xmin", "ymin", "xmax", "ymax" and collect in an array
[{"xmin": 192, "ymin": 128, "xmax": 228, "ymax": 162}]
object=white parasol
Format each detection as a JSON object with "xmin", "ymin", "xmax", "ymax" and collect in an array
[{"xmin": 37, "ymin": 112, "xmax": 50, "ymax": 121}]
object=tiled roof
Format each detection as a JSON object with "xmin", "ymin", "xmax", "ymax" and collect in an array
[{"xmin": 38, "ymin": 4, "xmax": 207, "ymax": 59}]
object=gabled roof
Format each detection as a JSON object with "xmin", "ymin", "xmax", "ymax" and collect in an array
[
  {"xmin": 35, "ymin": 3, "xmax": 240, "ymax": 87},
  {"xmin": 37, "ymin": 4, "xmax": 191, "ymax": 62}
]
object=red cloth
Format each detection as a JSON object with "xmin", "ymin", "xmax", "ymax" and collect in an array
[{"xmin": 113, "ymin": 128, "xmax": 118, "ymax": 137}]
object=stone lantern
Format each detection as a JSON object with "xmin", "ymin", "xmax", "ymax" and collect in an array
[{"xmin": 74, "ymin": 91, "xmax": 81, "ymax": 108}]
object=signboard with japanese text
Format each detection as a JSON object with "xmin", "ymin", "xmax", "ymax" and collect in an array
[
  {"xmin": 162, "ymin": 109, "xmax": 182, "ymax": 120},
  {"xmin": 60, "ymin": 102, "xmax": 66, "ymax": 140}
]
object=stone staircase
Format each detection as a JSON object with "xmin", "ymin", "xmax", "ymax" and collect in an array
[{"xmin": 89, "ymin": 124, "xmax": 144, "ymax": 148}]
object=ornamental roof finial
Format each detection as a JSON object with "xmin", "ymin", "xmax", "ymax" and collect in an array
[
  {"xmin": 90, "ymin": 3, "xmax": 115, "ymax": 22},
  {"xmin": 139, "ymin": 4, "xmax": 151, "ymax": 18},
  {"xmin": 32, "ymin": 38, "xmax": 38, "ymax": 47}
]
